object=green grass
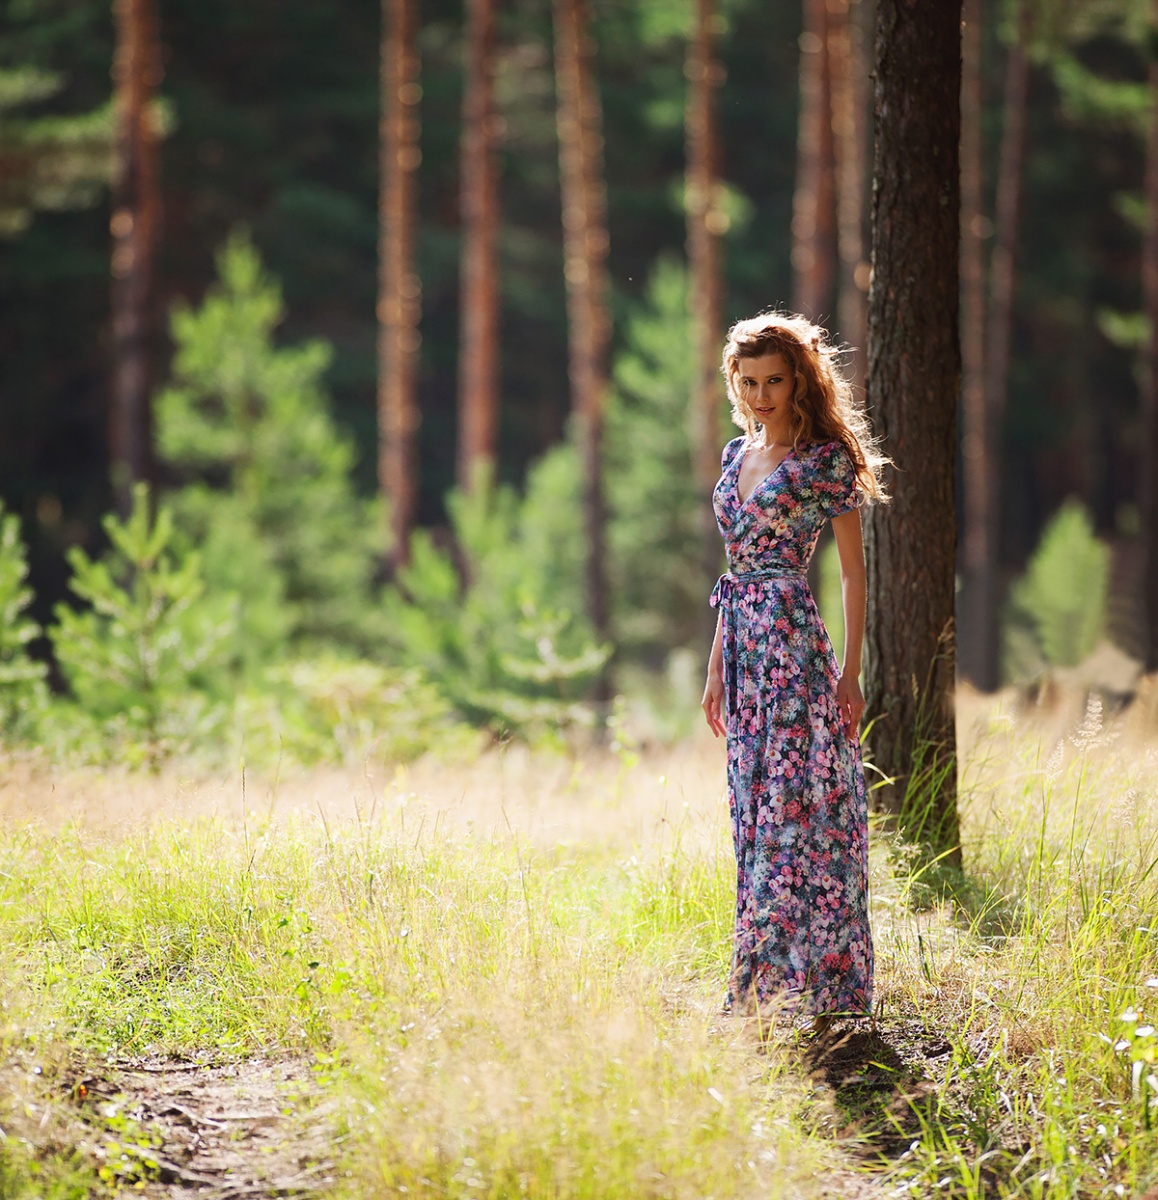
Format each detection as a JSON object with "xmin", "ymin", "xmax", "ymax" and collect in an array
[
  {"xmin": 877, "ymin": 687, "xmax": 1158, "ymax": 1197},
  {"xmin": 0, "ymin": 755, "xmax": 831, "ymax": 1198},
  {"xmin": 4, "ymin": 688, "xmax": 1158, "ymax": 1197}
]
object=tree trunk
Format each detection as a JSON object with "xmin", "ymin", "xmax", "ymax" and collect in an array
[
  {"xmin": 686, "ymin": 0, "xmax": 725, "ymax": 637},
  {"xmin": 829, "ymin": 0, "xmax": 869, "ymax": 389},
  {"xmin": 456, "ymin": 0, "xmax": 500, "ymax": 496},
  {"xmin": 1142, "ymin": 0, "xmax": 1158, "ymax": 672},
  {"xmin": 864, "ymin": 0, "xmax": 962, "ymax": 865},
  {"xmin": 792, "ymin": 0, "xmax": 838, "ymax": 321},
  {"xmin": 109, "ymin": 0, "xmax": 162, "ymax": 515},
  {"xmin": 959, "ymin": 0, "xmax": 992, "ymax": 689},
  {"xmin": 379, "ymin": 0, "xmax": 422, "ymax": 567},
  {"xmin": 553, "ymin": 0, "xmax": 612, "ymax": 698},
  {"xmin": 972, "ymin": 0, "xmax": 1031, "ymax": 688}
]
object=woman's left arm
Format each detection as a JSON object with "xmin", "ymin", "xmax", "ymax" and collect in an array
[{"xmin": 831, "ymin": 507, "xmax": 866, "ymax": 739}]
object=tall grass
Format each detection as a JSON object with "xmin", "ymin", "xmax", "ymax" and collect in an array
[
  {"xmin": 4, "ymin": 690, "xmax": 1158, "ymax": 1197},
  {"xmin": 0, "ymin": 745, "xmax": 833, "ymax": 1198},
  {"xmin": 879, "ymin": 684, "xmax": 1158, "ymax": 1196}
]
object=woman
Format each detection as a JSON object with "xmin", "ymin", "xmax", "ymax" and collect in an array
[{"xmin": 701, "ymin": 311, "xmax": 888, "ymax": 1021}]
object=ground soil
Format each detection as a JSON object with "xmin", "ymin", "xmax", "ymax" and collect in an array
[{"xmin": 7, "ymin": 1052, "xmax": 339, "ymax": 1198}]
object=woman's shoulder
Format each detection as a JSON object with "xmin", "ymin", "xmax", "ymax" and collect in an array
[
  {"xmin": 721, "ymin": 435, "xmax": 746, "ymax": 470},
  {"xmin": 803, "ymin": 437, "xmax": 845, "ymax": 457},
  {"xmin": 804, "ymin": 438, "xmax": 853, "ymax": 470}
]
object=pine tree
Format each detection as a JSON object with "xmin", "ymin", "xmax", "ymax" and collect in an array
[
  {"xmin": 1143, "ymin": 0, "xmax": 1158, "ymax": 671},
  {"xmin": 0, "ymin": 504, "xmax": 48, "ymax": 736},
  {"xmin": 50, "ymin": 483, "xmax": 233, "ymax": 767},
  {"xmin": 792, "ymin": 0, "xmax": 838, "ymax": 320},
  {"xmin": 864, "ymin": 0, "xmax": 963, "ymax": 863},
  {"xmin": 109, "ymin": 0, "xmax": 163, "ymax": 513},
  {"xmin": 685, "ymin": 0, "xmax": 726, "ymax": 641},
  {"xmin": 553, "ymin": 0, "xmax": 612, "ymax": 704},
  {"xmin": 156, "ymin": 234, "xmax": 379, "ymax": 656},
  {"xmin": 457, "ymin": 0, "xmax": 501, "ymax": 495},
  {"xmin": 379, "ymin": 0, "xmax": 422, "ymax": 566}
]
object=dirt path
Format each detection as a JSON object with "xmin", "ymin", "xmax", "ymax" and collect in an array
[{"xmin": 16, "ymin": 1054, "xmax": 338, "ymax": 1198}]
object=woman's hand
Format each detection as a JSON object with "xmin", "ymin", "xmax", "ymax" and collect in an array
[
  {"xmin": 702, "ymin": 672, "xmax": 726, "ymax": 738},
  {"xmin": 835, "ymin": 671, "xmax": 865, "ymax": 739}
]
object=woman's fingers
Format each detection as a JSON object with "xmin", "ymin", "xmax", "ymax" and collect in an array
[{"xmin": 702, "ymin": 688, "xmax": 725, "ymax": 738}]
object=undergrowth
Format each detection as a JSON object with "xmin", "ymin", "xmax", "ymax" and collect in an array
[{"xmin": 3, "ymin": 688, "xmax": 1158, "ymax": 1196}]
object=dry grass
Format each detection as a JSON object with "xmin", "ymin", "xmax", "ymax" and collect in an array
[{"xmin": 4, "ymin": 685, "xmax": 1158, "ymax": 1197}]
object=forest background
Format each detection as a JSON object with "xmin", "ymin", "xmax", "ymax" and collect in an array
[
  {"xmin": 0, "ymin": 0, "xmax": 1152, "ymax": 767},
  {"xmin": 12, "ymin": 4, "xmax": 1158, "ymax": 1196}
]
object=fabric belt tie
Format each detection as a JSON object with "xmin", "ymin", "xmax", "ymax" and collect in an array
[{"xmin": 709, "ymin": 565, "xmax": 808, "ymax": 716}]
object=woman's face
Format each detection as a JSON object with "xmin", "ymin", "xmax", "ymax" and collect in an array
[{"xmin": 734, "ymin": 352, "xmax": 796, "ymax": 440}]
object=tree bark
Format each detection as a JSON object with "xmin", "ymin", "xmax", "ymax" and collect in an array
[
  {"xmin": 456, "ymin": 0, "xmax": 500, "ymax": 496},
  {"xmin": 959, "ymin": 0, "xmax": 992, "ymax": 689},
  {"xmin": 1142, "ymin": 0, "xmax": 1158, "ymax": 672},
  {"xmin": 829, "ymin": 0, "xmax": 869, "ymax": 389},
  {"xmin": 792, "ymin": 0, "xmax": 838, "ymax": 321},
  {"xmin": 109, "ymin": 0, "xmax": 162, "ymax": 515},
  {"xmin": 686, "ymin": 0, "xmax": 725, "ymax": 636},
  {"xmin": 864, "ymin": 0, "xmax": 962, "ymax": 865},
  {"xmin": 379, "ymin": 0, "xmax": 422, "ymax": 567},
  {"xmin": 970, "ymin": 0, "xmax": 1031, "ymax": 689},
  {"xmin": 553, "ymin": 0, "xmax": 612, "ymax": 696}
]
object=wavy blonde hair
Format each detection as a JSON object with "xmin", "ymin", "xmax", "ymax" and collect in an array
[{"xmin": 721, "ymin": 310, "xmax": 889, "ymax": 503}]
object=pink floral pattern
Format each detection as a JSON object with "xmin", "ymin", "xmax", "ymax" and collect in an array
[{"xmin": 711, "ymin": 436, "xmax": 872, "ymax": 1017}]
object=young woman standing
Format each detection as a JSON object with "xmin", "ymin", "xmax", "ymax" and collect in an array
[{"xmin": 701, "ymin": 311, "xmax": 888, "ymax": 1021}]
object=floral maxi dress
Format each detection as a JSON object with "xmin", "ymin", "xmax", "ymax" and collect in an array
[{"xmin": 711, "ymin": 436, "xmax": 873, "ymax": 1017}]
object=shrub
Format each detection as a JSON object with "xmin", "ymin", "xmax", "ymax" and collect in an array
[
  {"xmin": 605, "ymin": 258, "xmax": 729, "ymax": 664},
  {"xmin": 48, "ymin": 484, "xmax": 235, "ymax": 768},
  {"xmin": 0, "ymin": 503, "xmax": 48, "ymax": 737},
  {"xmin": 233, "ymin": 656, "xmax": 478, "ymax": 768},
  {"xmin": 156, "ymin": 231, "xmax": 381, "ymax": 658},
  {"xmin": 381, "ymin": 460, "xmax": 608, "ymax": 739},
  {"xmin": 1003, "ymin": 498, "xmax": 1110, "ymax": 679}
]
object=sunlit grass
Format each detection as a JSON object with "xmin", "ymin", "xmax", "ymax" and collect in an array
[
  {"xmin": 0, "ymin": 743, "xmax": 834, "ymax": 1197},
  {"xmin": 877, "ymin": 681, "xmax": 1158, "ymax": 1197},
  {"xmin": 4, "ymin": 687, "xmax": 1158, "ymax": 1196}
]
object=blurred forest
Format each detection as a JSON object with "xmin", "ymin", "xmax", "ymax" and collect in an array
[{"xmin": 0, "ymin": 0, "xmax": 1155, "ymax": 765}]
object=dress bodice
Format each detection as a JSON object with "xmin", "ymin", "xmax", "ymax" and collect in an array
[{"xmin": 712, "ymin": 436, "xmax": 863, "ymax": 575}]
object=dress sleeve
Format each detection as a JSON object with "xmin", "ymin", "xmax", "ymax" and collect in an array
[
  {"xmin": 815, "ymin": 440, "xmax": 864, "ymax": 519},
  {"xmin": 721, "ymin": 436, "xmax": 745, "ymax": 473}
]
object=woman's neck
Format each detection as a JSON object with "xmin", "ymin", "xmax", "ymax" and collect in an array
[{"xmin": 755, "ymin": 430, "xmax": 792, "ymax": 451}]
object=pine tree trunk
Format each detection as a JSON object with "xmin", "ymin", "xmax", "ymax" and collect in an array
[
  {"xmin": 457, "ymin": 0, "xmax": 500, "ymax": 495},
  {"xmin": 973, "ymin": 0, "xmax": 1030, "ymax": 685},
  {"xmin": 959, "ymin": 0, "xmax": 993, "ymax": 689},
  {"xmin": 553, "ymin": 0, "xmax": 611, "ymax": 698},
  {"xmin": 829, "ymin": 0, "xmax": 869, "ymax": 388},
  {"xmin": 109, "ymin": 0, "xmax": 162, "ymax": 515},
  {"xmin": 864, "ymin": 0, "xmax": 962, "ymax": 865},
  {"xmin": 379, "ymin": 0, "xmax": 422, "ymax": 567},
  {"xmin": 792, "ymin": 0, "xmax": 837, "ymax": 321},
  {"xmin": 1141, "ymin": 0, "xmax": 1158, "ymax": 672},
  {"xmin": 686, "ymin": 0, "xmax": 725, "ymax": 636}
]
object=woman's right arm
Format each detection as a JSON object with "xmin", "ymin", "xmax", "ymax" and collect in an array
[{"xmin": 701, "ymin": 611, "xmax": 726, "ymax": 738}]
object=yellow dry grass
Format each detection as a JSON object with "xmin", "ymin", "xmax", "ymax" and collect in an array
[{"xmin": 4, "ymin": 681, "xmax": 1158, "ymax": 1197}]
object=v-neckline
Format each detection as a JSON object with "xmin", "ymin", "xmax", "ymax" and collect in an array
[{"xmin": 735, "ymin": 442, "xmax": 795, "ymax": 506}]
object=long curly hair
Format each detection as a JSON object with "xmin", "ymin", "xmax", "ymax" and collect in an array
[{"xmin": 721, "ymin": 310, "xmax": 889, "ymax": 503}]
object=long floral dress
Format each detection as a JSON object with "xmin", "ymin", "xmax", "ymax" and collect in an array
[{"xmin": 710, "ymin": 435, "xmax": 873, "ymax": 1017}]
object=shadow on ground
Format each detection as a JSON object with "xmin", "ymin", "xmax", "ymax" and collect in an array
[{"xmin": 803, "ymin": 1017, "xmax": 949, "ymax": 1154}]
